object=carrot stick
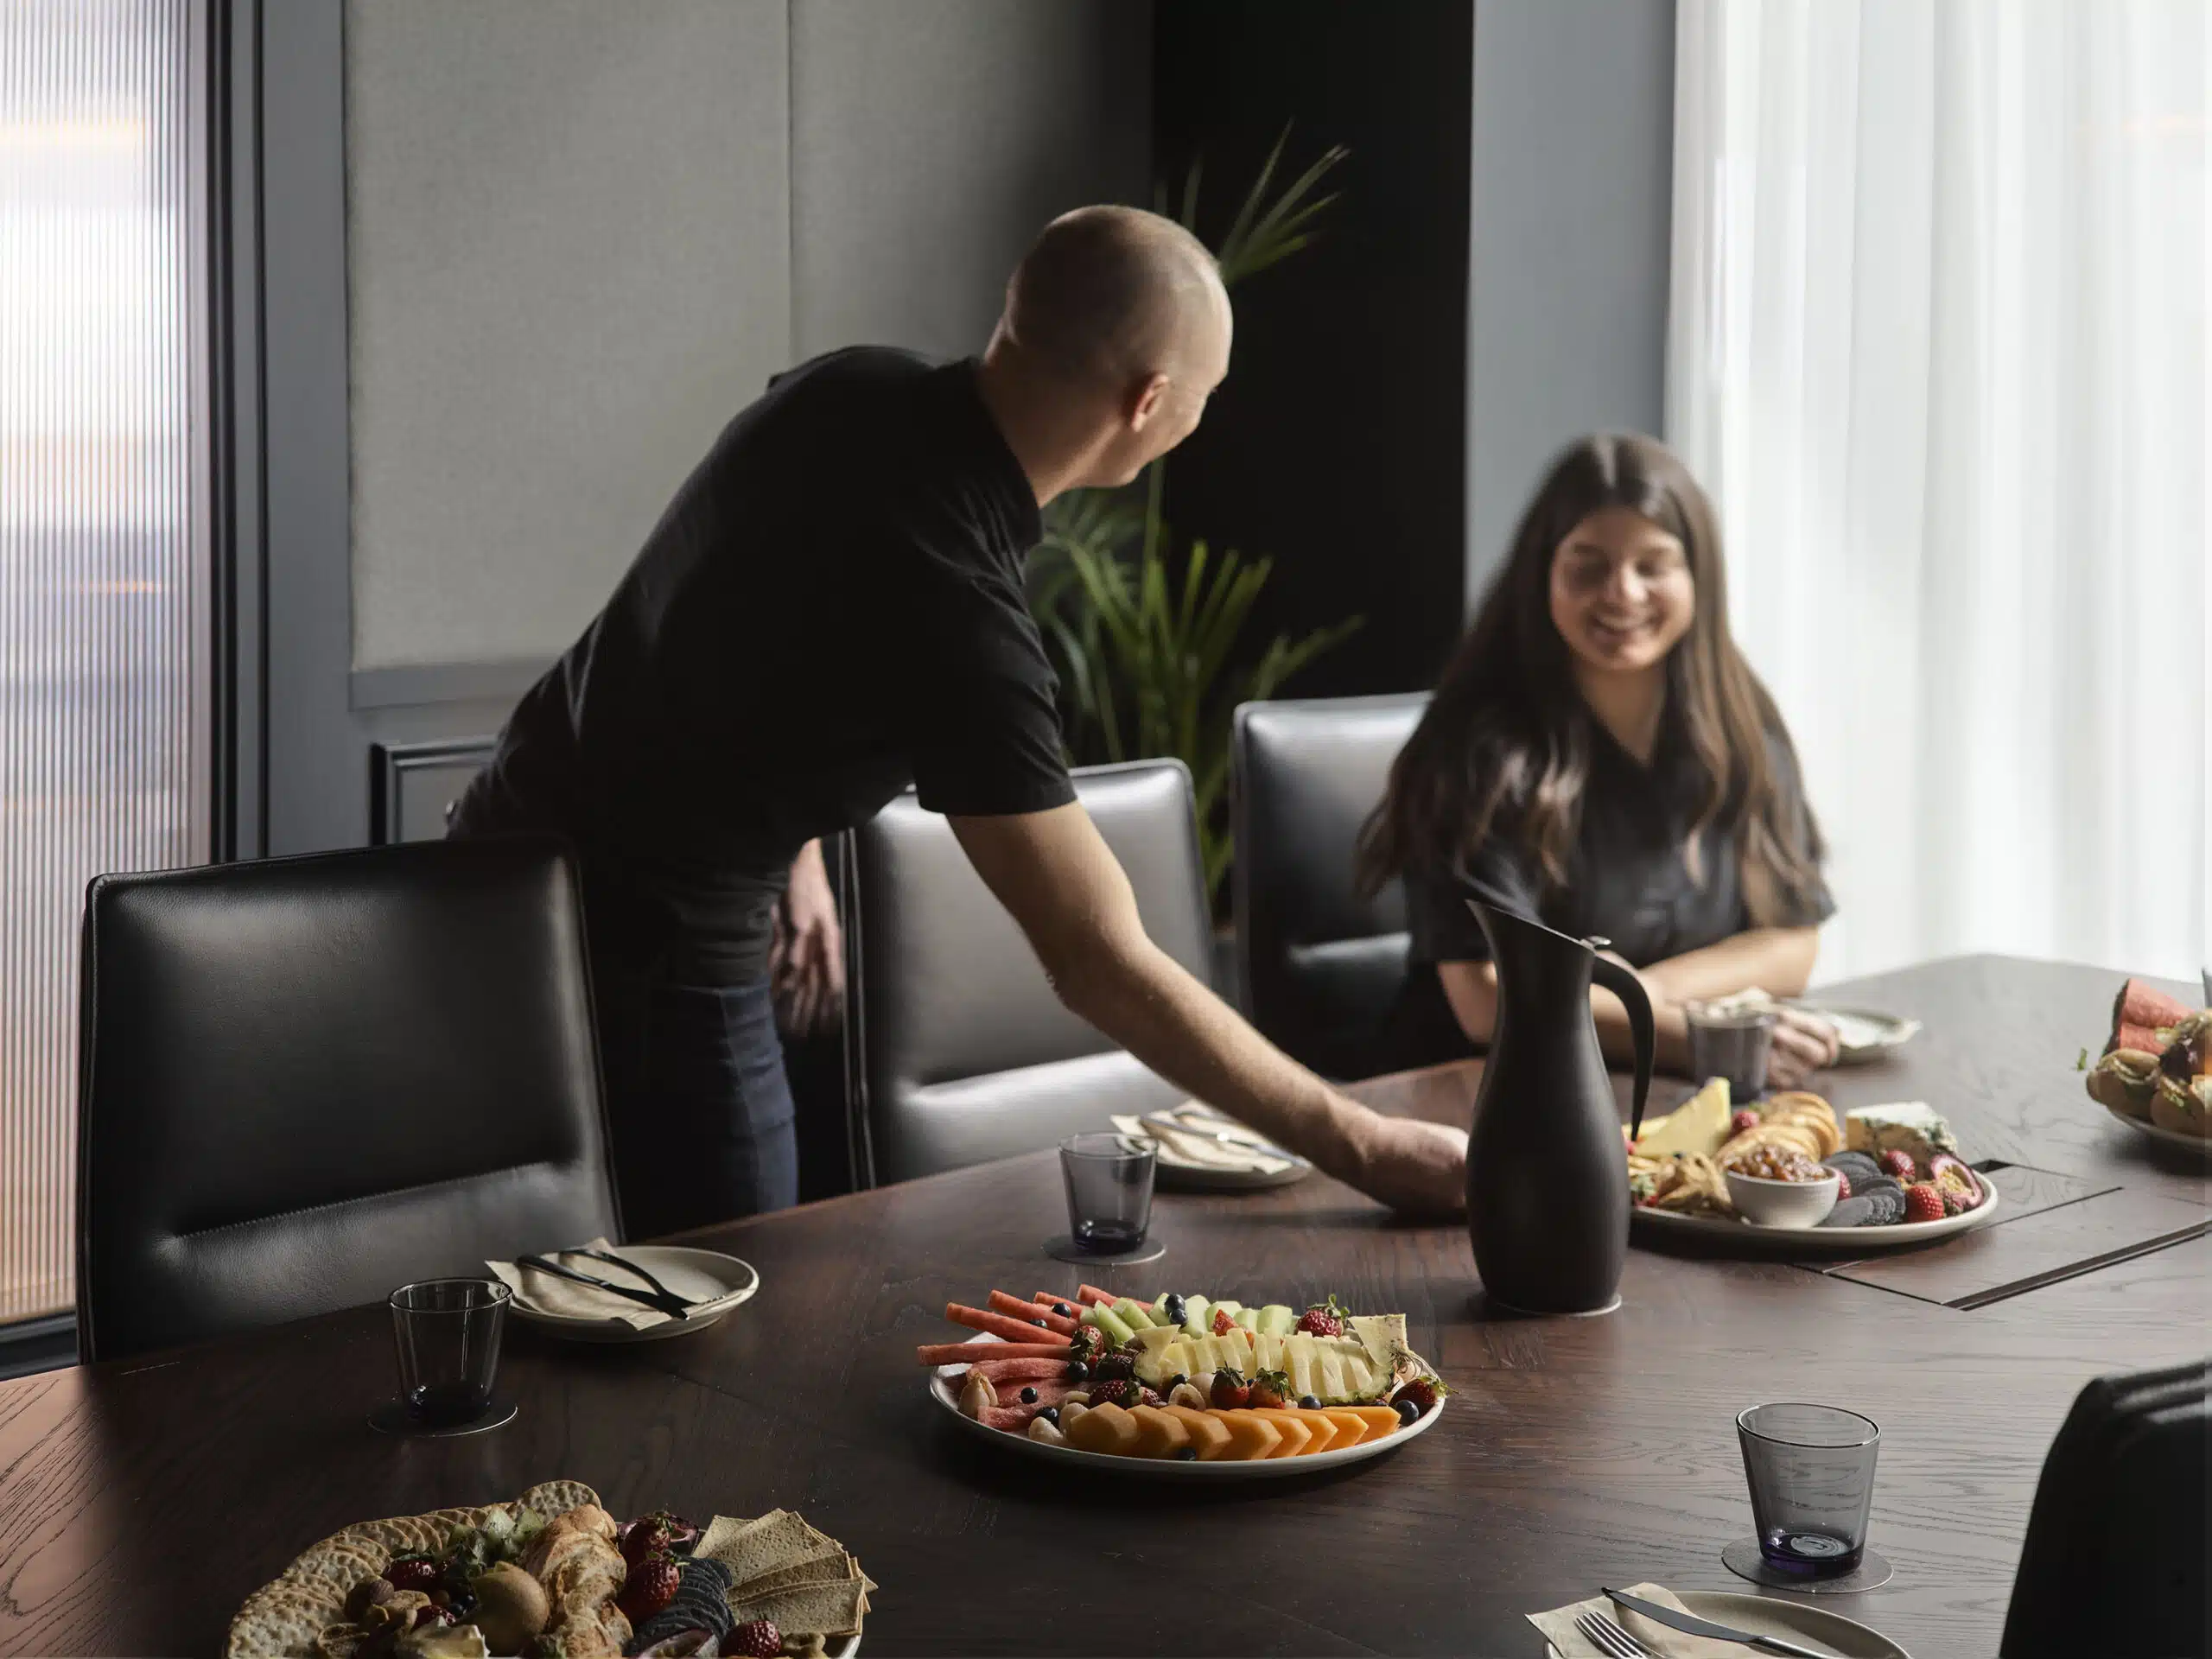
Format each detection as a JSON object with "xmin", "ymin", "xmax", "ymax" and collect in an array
[
  {"xmin": 946, "ymin": 1302, "xmax": 1069, "ymax": 1344},
  {"xmin": 991, "ymin": 1291, "xmax": 1078, "ymax": 1336},
  {"xmin": 917, "ymin": 1339, "xmax": 1071, "ymax": 1366}
]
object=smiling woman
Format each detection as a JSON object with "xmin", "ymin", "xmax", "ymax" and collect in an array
[{"xmin": 1356, "ymin": 434, "xmax": 1840, "ymax": 1089}]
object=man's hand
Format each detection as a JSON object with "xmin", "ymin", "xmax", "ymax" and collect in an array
[
  {"xmin": 770, "ymin": 839, "xmax": 844, "ymax": 1036},
  {"xmin": 1345, "ymin": 1113, "xmax": 1468, "ymax": 1219}
]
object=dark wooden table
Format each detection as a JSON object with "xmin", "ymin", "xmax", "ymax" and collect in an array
[{"xmin": 2, "ymin": 955, "xmax": 2207, "ymax": 1656}]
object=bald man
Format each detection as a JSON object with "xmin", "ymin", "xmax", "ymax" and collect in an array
[{"xmin": 453, "ymin": 207, "xmax": 1465, "ymax": 1236}]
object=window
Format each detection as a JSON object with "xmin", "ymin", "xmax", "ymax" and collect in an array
[{"xmin": 1, "ymin": 0, "xmax": 207, "ymax": 1323}]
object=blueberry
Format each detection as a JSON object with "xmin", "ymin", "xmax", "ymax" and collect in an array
[
  {"xmin": 1174, "ymin": 1446, "xmax": 1198, "ymax": 1460},
  {"xmin": 1394, "ymin": 1398, "xmax": 1420, "ymax": 1427},
  {"xmin": 1052, "ymin": 1302, "xmax": 1071, "ymax": 1317},
  {"xmin": 1299, "ymin": 1395, "xmax": 1322, "ymax": 1411},
  {"xmin": 1039, "ymin": 1406, "xmax": 1059, "ymax": 1427},
  {"xmin": 1161, "ymin": 1294, "xmax": 1186, "ymax": 1324},
  {"xmin": 1166, "ymin": 1374, "xmax": 1186, "ymax": 1393},
  {"xmin": 1020, "ymin": 1386, "xmax": 1038, "ymax": 1404},
  {"xmin": 1065, "ymin": 1359, "xmax": 1090, "ymax": 1381}
]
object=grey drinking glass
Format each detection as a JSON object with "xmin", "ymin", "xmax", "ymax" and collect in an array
[
  {"xmin": 1737, "ymin": 1402, "xmax": 1881, "ymax": 1578},
  {"xmin": 389, "ymin": 1278, "xmax": 512, "ymax": 1427},
  {"xmin": 1059, "ymin": 1133, "xmax": 1157, "ymax": 1255},
  {"xmin": 1687, "ymin": 1001, "xmax": 1777, "ymax": 1102}
]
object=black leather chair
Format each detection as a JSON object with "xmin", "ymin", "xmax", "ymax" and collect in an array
[
  {"xmin": 1232, "ymin": 692, "xmax": 1453, "ymax": 1079},
  {"xmin": 842, "ymin": 760, "xmax": 1212, "ymax": 1187},
  {"xmin": 77, "ymin": 836, "xmax": 622, "ymax": 1362},
  {"xmin": 2000, "ymin": 1358, "xmax": 2210, "ymax": 1656}
]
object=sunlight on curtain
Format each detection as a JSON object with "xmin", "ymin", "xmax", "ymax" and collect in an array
[
  {"xmin": 0, "ymin": 0, "xmax": 205, "ymax": 1323},
  {"xmin": 1669, "ymin": 0, "xmax": 2209, "ymax": 982}
]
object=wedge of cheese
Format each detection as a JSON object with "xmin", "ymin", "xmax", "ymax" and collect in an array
[{"xmin": 1634, "ymin": 1077, "xmax": 1731, "ymax": 1158}]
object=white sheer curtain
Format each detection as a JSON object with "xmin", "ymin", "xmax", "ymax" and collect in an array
[{"xmin": 1668, "ymin": 0, "xmax": 2209, "ymax": 984}]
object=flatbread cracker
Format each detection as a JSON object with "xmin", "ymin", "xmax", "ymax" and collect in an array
[
  {"xmin": 699, "ymin": 1510, "xmax": 827, "ymax": 1586},
  {"xmin": 280, "ymin": 1537, "xmax": 387, "ymax": 1597},
  {"xmin": 727, "ymin": 1576, "xmax": 868, "ymax": 1639},
  {"xmin": 333, "ymin": 1513, "xmax": 449, "ymax": 1556},
  {"xmin": 520, "ymin": 1478, "xmax": 601, "ymax": 1519},
  {"xmin": 225, "ymin": 1582, "xmax": 341, "ymax": 1659}
]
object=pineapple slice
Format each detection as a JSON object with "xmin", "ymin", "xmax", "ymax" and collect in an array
[
  {"xmin": 1316, "ymin": 1347, "xmax": 1348, "ymax": 1402},
  {"xmin": 1339, "ymin": 1351, "xmax": 1376, "ymax": 1400},
  {"xmin": 1135, "ymin": 1338, "xmax": 1192, "ymax": 1389},
  {"xmin": 1252, "ymin": 1332, "xmax": 1284, "ymax": 1372},
  {"xmin": 1283, "ymin": 1334, "xmax": 1318, "ymax": 1400}
]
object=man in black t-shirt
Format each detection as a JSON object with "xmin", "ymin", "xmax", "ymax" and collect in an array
[{"xmin": 454, "ymin": 207, "xmax": 1465, "ymax": 1236}]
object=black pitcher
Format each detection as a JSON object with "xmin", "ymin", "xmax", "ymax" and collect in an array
[{"xmin": 1465, "ymin": 901, "xmax": 1656, "ymax": 1315}]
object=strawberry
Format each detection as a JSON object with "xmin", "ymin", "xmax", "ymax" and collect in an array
[
  {"xmin": 1879, "ymin": 1149, "xmax": 1918, "ymax": 1181},
  {"xmin": 1211, "ymin": 1307, "xmax": 1235, "ymax": 1336},
  {"xmin": 1904, "ymin": 1182, "xmax": 1945, "ymax": 1224},
  {"xmin": 616, "ymin": 1551, "xmax": 681, "ymax": 1622},
  {"xmin": 728, "ymin": 1618, "xmax": 783, "ymax": 1658},
  {"xmin": 1730, "ymin": 1109, "xmax": 1761, "ymax": 1138},
  {"xmin": 1086, "ymin": 1376, "xmax": 1142, "ymax": 1410},
  {"xmin": 1832, "ymin": 1171, "xmax": 1852, "ymax": 1198},
  {"xmin": 1248, "ymin": 1369, "xmax": 1292, "ymax": 1410},
  {"xmin": 1395, "ymin": 1376, "xmax": 1447, "ymax": 1413},
  {"xmin": 1294, "ymin": 1295, "xmax": 1348, "ymax": 1339},
  {"xmin": 1209, "ymin": 1367, "xmax": 1250, "ymax": 1409},
  {"xmin": 620, "ymin": 1510, "xmax": 697, "ymax": 1567}
]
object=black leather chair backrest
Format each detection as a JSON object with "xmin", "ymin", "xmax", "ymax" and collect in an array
[
  {"xmin": 77, "ymin": 836, "xmax": 621, "ymax": 1362},
  {"xmin": 2000, "ymin": 1358, "xmax": 2209, "ymax": 1656},
  {"xmin": 844, "ymin": 760, "xmax": 1211, "ymax": 1187},
  {"xmin": 1232, "ymin": 692, "xmax": 1433, "ymax": 1078}
]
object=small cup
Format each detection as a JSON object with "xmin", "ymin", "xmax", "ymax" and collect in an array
[
  {"xmin": 1686, "ymin": 1001, "xmax": 1777, "ymax": 1102},
  {"xmin": 1725, "ymin": 1166, "xmax": 1841, "ymax": 1229},
  {"xmin": 389, "ymin": 1278, "xmax": 512, "ymax": 1427},
  {"xmin": 1737, "ymin": 1402, "xmax": 1881, "ymax": 1578},
  {"xmin": 1059, "ymin": 1133, "xmax": 1156, "ymax": 1255}
]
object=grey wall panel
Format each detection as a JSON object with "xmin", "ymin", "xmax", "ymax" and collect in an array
[
  {"xmin": 344, "ymin": 0, "xmax": 791, "ymax": 673},
  {"xmin": 1466, "ymin": 0, "xmax": 1675, "ymax": 594},
  {"xmin": 789, "ymin": 0, "xmax": 1151, "ymax": 360}
]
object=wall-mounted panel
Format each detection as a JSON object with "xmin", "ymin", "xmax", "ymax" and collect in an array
[
  {"xmin": 344, "ymin": 0, "xmax": 791, "ymax": 673},
  {"xmin": 789, "ymin": 0, "xmax": 1151, "ymax": 360}
]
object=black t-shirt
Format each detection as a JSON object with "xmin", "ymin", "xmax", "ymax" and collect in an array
[
  {"xmin": 1404, "ymin": 714, "xmax": 1834, "ymax": 974},
  {"xmin": 461, "ymin": 347, "xmax": 1075, "ymax": 982}
]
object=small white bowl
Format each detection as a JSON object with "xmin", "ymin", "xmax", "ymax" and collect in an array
[{"xmin": 1725, "ymin": 1167, "xmax": 1841, "ymax": 1230}]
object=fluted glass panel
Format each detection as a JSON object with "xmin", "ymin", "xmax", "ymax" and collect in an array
[{"xmin": 0, "ymin": 0, "xmax": 206, "ymax": 1324}]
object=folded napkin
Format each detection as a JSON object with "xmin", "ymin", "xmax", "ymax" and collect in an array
[
  {"xmin": 1529, "ymin": 1584, "xmax": 1792, "ymax": 1658},
  {"xmin": 1110, "ymin": 1103, "xmax": 1296, "ymax": 1174},
  {"xmin": 486, "ymin": 1237, "xmax": 669, "ymax": 1331}
]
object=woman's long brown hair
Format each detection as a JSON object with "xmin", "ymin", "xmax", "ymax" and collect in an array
[{"xmin": 1357, "ymin": 433, "xmax": 1827, "ymax": 925}]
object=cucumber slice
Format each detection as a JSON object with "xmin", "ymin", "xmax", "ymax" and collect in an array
[{"xmin": 1181, "ymin": 1295, "xmax": 1211, "ymax": 1337}]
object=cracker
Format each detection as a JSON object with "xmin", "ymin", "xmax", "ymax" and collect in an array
[
  {"xmin": 727, "ymin": 1576, "xmax": 868, "ymax": 1640},
  {"xmin": 732, "ymin": 1554, "xmax": 851, "ymax": 1598},
  {"xmin": 333, "ymin": 1513, "xmax": 447, "ymax": 1556},
  {"xmin": 520, "ymin": 1478, "xmax": 601, "ymax": 1520},
  {"xmin": 280, "ymin": 1537, "xmax": 386, "ymax": 1598},
  {"xmin": 699, "ymin": 1511, "xmax": 827, "ymax": 1585},
  {"xmin": 225, "ymin": 1582, "xmax": 340, "ymax": 1659}
]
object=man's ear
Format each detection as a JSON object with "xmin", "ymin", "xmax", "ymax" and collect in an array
[{"xmin": 1124, "ymin": 372, "xmax": 1172, "ymax": 431}]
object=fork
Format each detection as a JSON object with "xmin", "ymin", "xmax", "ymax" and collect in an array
[
  {"xmin": 1574, "ymin": 1611, "xmax": 1655, "ymax": 1658},
  {"xmin": 578, "ymin": 1247, "xmax": 696, "ymax": 1313}
]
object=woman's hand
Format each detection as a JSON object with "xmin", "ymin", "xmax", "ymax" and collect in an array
[
  {"xmin": 1764, "ymin": 1005, "xmax": 1841, "ymax": 1089},
  {"xmin": 769, "ymin": 840, "xmax": 844, "ymax": 1036}
]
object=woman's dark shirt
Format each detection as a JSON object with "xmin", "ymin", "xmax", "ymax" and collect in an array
[{"xmin": 1403, "ymin": 714, "xmax": 1834, "ymax": 980}]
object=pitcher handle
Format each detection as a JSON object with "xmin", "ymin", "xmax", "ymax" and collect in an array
[{"xmin": 1589, "ymin": 956, "xmax": 1656, "ymax": 1141}]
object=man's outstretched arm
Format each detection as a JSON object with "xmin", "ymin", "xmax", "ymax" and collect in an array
[{"xmin": 949, "ymin": 801, "xmax": 1466, "ymax": 1217}]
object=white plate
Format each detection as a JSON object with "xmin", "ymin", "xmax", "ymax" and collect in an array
[
  {"xmin": 1114, "ymin": 1110, "xmax": 1314, "ymax": 1192},
  {"xmin": 930, "ymin": 1335, "xmax": 1440, "ymax": 1478},
  {"xmin": 1545, "ymin": 1592, "xmax": 1909, "ymax": 1658},
  {"xmin": 505, "ymin": 1247, "xmax": 760, "ymax": 1342},
  {"xmin": 2107, "ymin": 1108, "xmax": 2212, "ymax": 1156},
  {"xmin": 1793, "ymin": 1001, "xmax": 1922, "ymax": 1064},
  {"xmin": 1633, "ymin": 1169, "xmax": 2000, "ymax": 1254}
]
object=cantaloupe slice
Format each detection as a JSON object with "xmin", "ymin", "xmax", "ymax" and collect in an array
[
  {"xmin": 1344, "ymin": 1403, "xmax": 1402, "ymax": 1440},
  {"xmin": 1211, "ymin": 1411, "xmax": 1283, "ymax": 1461},
  {"xmin": 1255, "ymin": 1411, "xmax": 1312, "ymax": 1458},
  {"xmin": 1127, "ymin": 1405, "xmax": 1192, "ymax": 1459},
  {"xmin": 1161, "ymin": 1406, "xmax": 1233, "ymax": 1460},
  {"xmin": 1065, "ymin": 1402, "xmax": 1141, "ymax": 1456},
  {"xmin": 1257, "ymin": 1408, "xmax": 1337, "ymax": 1454},
  {"xmin": 1320, "ymin": 1408, "xmax": 1370, "ymax": 1449}
]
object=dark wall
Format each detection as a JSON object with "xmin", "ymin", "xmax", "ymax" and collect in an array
[{"xmin": 1152, "ymin": 0, "xmax": 1473, "ymax": 698}]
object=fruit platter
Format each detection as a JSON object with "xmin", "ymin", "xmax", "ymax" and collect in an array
[
  {"xmin": 2084, "ymin": 976, "xmax": 2212, "ymax": 1154},
  {"xmin": 1626, "ymin": 1083, "xmax": 2000, "ymax": 1253},
  {"xmin": 920, "ymin": 1284, "xmax": 1447, "ymax": 1478},
  {"xmin": 226, "ymin": 1480, "xmax": 869, "ymax": 1659}
]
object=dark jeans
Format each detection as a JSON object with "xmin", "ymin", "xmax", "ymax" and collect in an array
[{"xmin": 594, "ymin": 960, "xmax": 799, "ymax": 1239}]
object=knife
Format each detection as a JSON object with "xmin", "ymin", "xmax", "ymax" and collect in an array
[
  {"xmin": 1602, "ymin": 1588, "xmax": 1835, "ymax": 1658},
  {"xmin": 516, "ymin": 1254, "xmax": 690, "ymax": 1320}
]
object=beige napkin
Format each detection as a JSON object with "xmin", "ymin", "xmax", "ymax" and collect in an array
[
  {"xmin": 1528, "ymin": 1583, "xmax": 1819, "ymax": 1657},
  {"xmin": 486, "ymin": 1237, "xmax": 667, "ymax": 1331},
  {"xmin": 1111, "ymin": 1103, "xmax": 1295, "ymax": 1174}
]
